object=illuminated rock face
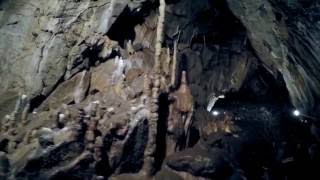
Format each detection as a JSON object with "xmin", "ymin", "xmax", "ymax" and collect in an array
[
  {"xmin": 0, "ymin": 0, "xmax": 144, "ymax": 117},
  {"xmin": 0, "ymin": 0, "xmax": 320, "ymax": 179}
]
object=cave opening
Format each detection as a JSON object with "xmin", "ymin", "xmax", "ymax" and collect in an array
[
  {"xmin": 106, "ymin": 1, "xmax": 155, "ymax": 48},
  {"xmin": 106, "ymin": 6, "xmax": 139, "ymax": 47},
  {"xmin": 81, "ymin": 42, "xmax": 117, "ymax": 69},
  {"xmin": 216, "ymin": 65, "xmax": 291, "ymax": 106},
  {"xmin": 204, "ymin": 63, "xmax": 320, "ymax": 179},
  {"xmin": 29, "ymin": 94, "xmax": 47, "ymax": 112}
]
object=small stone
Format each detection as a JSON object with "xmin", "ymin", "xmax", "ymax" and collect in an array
[
  {"xmin": 85, "ymin": 130, "xmax": 95, "ymax": 142},
  {"xmin": 95, "ymin": 136, "xmax": 103, "ymax": 147},
  {"xmin": 107, "ymin": 107, "xmax": 115, "ymax": 114}
]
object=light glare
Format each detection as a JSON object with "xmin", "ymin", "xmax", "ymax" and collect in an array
[
  {"xmin": 212, "ymin": 111, "xmax": 220, "ymax": 116},
  {"xmin": 293, "ymin": 110, "xmax": 301, "ymax": 117}
]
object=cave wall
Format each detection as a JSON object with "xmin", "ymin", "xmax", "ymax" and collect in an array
[
  {"xmin": 1, "ymin": 0, "xmax": 319, "ymax": 117},
  {"xmin": 227, "ymin": 0, "xmax": 320, "ymax": 110},
  {"xmin": 0, "ymin": 0, "xmax": 145, "ymax": 117},
  {"xmin": 0, "ymin": 0, "xmax": 320, "ymax": 179}
]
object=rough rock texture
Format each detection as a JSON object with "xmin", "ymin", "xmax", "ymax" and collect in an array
[
  {"xmin": 0, "ymin": 0, "xmax": 320, "ymax": 179},
  {"xmin": 227, "ymin": 0, "xmax": 320, "ymax": 110},
  {"xmin": 0, "ymin": 0, "xmax": 148, "ymax": 117}
]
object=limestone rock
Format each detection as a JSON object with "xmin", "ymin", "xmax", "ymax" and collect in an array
[
  {"xmin": 1, "ymin": 0, "xmax": 320, "ymax": 179},
  {"xmin": 166, "ymin": 144, "xmax": 232, "ymax": 179},
  {"xmin": 0, "ymin": 0, "xmax": 136, "ymax": 108},
  {"xmin": 73, "ymin": 70, "xmax": 91, "ymax": 104}
]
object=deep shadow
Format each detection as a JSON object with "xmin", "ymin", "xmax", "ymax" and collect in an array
[
  {"xmin": 29, "ymin": 94, "xmax": 46, "ymax": 112},
  {"xmin": 107, "ymin": 1, "xmax": 155, "ymax": 47},
  {"xmin": 216, "ymin": 65, "xmax": 290, "ymax": 105},
  {"xmin": 118, "ymin": 119, "xmax": 148, "ymax": 174},
  {"xmin": 0, "ymin": 138, "xmax": 8, "ymax": 153},
  {"xmin": 154, "ymin": 93, "xmax": 170, "ymax": 172}
]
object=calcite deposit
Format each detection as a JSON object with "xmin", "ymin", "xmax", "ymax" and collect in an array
[{"xmin": 0, "ymin": 0, "xmax": 320, "ymax": 179}]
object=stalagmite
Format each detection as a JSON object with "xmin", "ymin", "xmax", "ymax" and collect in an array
[
  {"xmin": 1, "ymin": 115, "xmax": 11, "ymax": 133},
  {"xmin": 143, "ymin": 74, "xmax": 152, "ymax": 97},
  {"xmin": 143, "ymin": 0, "xmax": 166, "ymax": 176},
  {"xmin": 154, "ymin": 0, "xmax": 166, "ymax": 74},
  {"xmin": 164, "ymin": 48, "xmax": 171, "ymax": 76},
  {"xmin": 74, "ymin": 70, "xmax": 91, "ymax": 104},
  {"xmin": 168, "ymin": 71, "xmax": 194, "ymax": 151},
  {"xmin": 21, "ymin": 103, "xmax": 30, "ymax": 125},
  {"xmin": 142, "ymin": 75, "xmax": 159, "ymax": 175},
  {"xmin": 58, "ymin": 113, "xmax": 66, "ymax": 129},
  {"xmin": 10, "ymin": 94, "xmax": 29, "ymax": 126},
  {"xmin": 171, "ymin": 38, "xmax": 178, "ymax": 87},
  {"xmin": 94, "ymin": 136, "xmax": 103, "ymax": 161}
]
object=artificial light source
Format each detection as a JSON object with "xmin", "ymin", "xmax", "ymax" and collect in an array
[
  {"xmin": 291, "ymin": 109, "xmax": 317, "ymax": 121},
  {"xmin": 293, "ymin": 109, "xmax": 301, "ymax": 117},
  {"xmin": 212, "ymin": 110, "xmax": 220, "ymax": 116}
]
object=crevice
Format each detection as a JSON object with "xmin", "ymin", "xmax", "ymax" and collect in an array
[
  {"xmin": 154, "ymin": 93, "xmax": 170, "ymax": 172},
  {"xmin": 29, "ymin": 94, "xmax": 46, "ymax": 112},
  {"xmin": 106, "ymin": 2, "xmax": 155, "ymax": 47},
  {"xmin": 29, "ymin": 74, "xmax": 66, "ymax": 112}
]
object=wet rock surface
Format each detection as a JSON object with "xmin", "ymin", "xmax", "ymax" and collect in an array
[{"xmin": 0, "ymin": 0, "xmax": 320, "ymax": 179}]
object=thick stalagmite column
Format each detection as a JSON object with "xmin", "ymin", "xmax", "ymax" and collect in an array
[{"xmin": 143, "ymin": 0, "xmax": 166, "ymax": 176}]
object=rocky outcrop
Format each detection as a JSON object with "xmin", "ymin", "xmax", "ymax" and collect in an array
[{"xmin": 0, "ymin": 0, "xmax": 149, "ymax": 117}]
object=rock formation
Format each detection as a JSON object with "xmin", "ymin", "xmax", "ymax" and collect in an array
[
  {"xmin": 1, "ymin": 0, "xmax": 320, "ymax": 179},
  {"xmin": 167, "ymin": 71, "xmax": 194, "ymax": 153}
]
